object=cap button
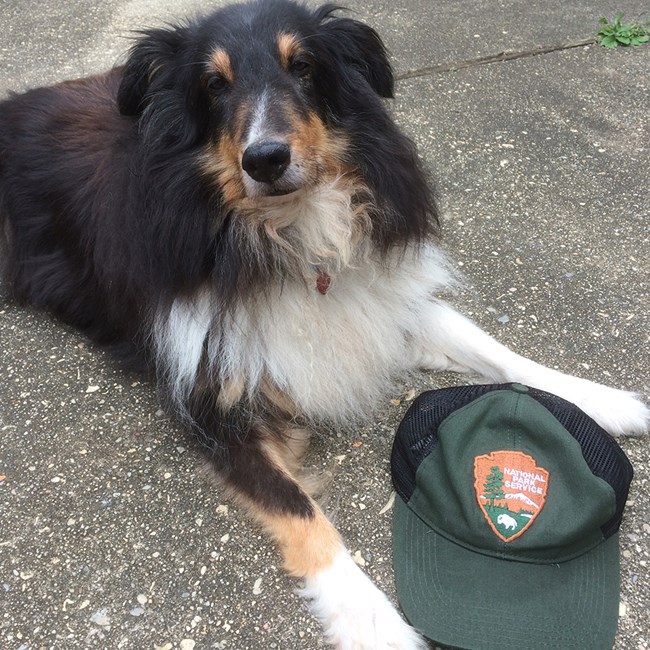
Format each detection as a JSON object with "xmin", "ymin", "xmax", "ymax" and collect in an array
[{"xmin": 511, "ymin": 383, "xmax": 529, "ymax": 394}]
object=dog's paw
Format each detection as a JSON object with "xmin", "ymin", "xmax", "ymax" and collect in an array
[
  {"xmin": 521, "ymin": 367, "xmax": 650, "ymax": 436},
  {"xmin": 578, "ymin": 385, "xmax": 650, "ymax": 437},
  {"xmin": 300, "ymin": 550, "xmax": 426, "ymax": 650}
]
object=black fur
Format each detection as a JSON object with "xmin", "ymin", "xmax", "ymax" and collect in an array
[
  {"xmin": 1, "ymin": 1, "xmax": 437, "ymax": 343},
  {"xmin": 0, "ymin": 0, "xmax": 439, "ymax": 516}
]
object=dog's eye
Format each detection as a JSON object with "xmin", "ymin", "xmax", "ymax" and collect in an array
[
  {"xmin": 206, "ymin": 74, "xmax": 229, "ymax": 93},
  {"xmin": 289, "ymin": 58, "xmax": 312, "ymax": 78}
]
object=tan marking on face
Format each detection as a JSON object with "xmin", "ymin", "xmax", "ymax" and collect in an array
[
  {"xmin": 277, "ymin": 32, "xmax": 301, "ymax": 70},
  {"xmin": 199, "ymin": 134, "xmax": 245, "ymax": 207},
  {"xmin": 288, "ymin": 111, "xmax": 349, "ymax": 181},
  {"xmin": 209, "ymin": 48, "xmax": 234, "ymax": 83},
  {"xmin": 199, "ymin": 103, "xmax": 249, "ymax": 207},
  {"xmin": 201, "ymin": 100, "xmax": 358, "ymax": 220}
]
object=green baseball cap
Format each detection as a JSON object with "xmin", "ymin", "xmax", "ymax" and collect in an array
[{"xmin": 391, "ymin": 383, "xmax": 633, "ymax": 650}]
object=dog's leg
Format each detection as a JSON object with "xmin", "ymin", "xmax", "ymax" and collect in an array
[
  {"xmin": 413, "ymin": 300, "xmax": 649, "ymax": 436},
  {"xmin": 207, "ymin": 422, "xmax": 427, "ymax": 650}
]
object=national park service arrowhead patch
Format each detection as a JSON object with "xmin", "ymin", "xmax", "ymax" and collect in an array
[{"xmin": 473, "ymin": 451, "xmax": 549, "ymax": 542}]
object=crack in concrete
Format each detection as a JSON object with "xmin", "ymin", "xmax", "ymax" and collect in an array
[{"xmin": 396, "ymin": 38, "xmax": 597, "ymax": 80}]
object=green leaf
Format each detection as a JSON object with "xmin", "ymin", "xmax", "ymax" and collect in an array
[
  {"xmin": 631, "ymin": 34, "xmax": 649, "ymax": 44},
  {"xmin": 595, "ymin": 13, "xmax": 649, "ymax": 48},
  {"xmin": 600, "ymin": 34, "xmax": 619, "ymax": 48}
]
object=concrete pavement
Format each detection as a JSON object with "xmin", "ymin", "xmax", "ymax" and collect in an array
[{"xmin": 1, "ymin": 1, "xmax": 649, "ymax": 648}]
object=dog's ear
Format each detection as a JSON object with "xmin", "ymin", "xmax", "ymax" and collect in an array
[
  {"xmin": 118, "ymin": 26, "xmax": 187, "ymax": 116},
  {"xmin": 317, "ymin": 7, "xmax": 394, "ymax": 98}
]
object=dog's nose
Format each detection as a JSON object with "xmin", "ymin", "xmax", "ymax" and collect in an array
[{"xmin": 242, "ymin": 142, "xmax": 291, "ymax": 183}]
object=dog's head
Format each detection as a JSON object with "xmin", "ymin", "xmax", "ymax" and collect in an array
[
  {"xmin": 118, "ymin": 0, "xmax": 437, "ymax": 262},
  {"xmin": 118, "ymin": 1, "xmax": 393, "ymax": 203}
]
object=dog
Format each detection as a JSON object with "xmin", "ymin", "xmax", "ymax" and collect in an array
[{"xmin": 1, "ymin": 1, "xmax": 648, "ymax": 647}]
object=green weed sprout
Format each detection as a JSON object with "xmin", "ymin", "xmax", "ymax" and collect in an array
[{"xmin": 596, "ymin": 13, "xmax": 650, "ymax": 48}]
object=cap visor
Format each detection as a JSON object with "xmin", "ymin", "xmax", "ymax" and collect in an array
[{"xmin": 393, "ymin": 498, "xmax": 620, "ymax": 650}]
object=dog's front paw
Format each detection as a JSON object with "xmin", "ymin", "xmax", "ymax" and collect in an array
[
  {"xmin": 300, "ymin": 550, "xmax": 426, "ymax": 650},
  {"xmin": 521, "ymin": 367, "xmax": 650, "ymax": 436},
  {"xmin": 560, "ymin": 379, "xmax": 648, "ymax": 437},
  {"xmin": 589, "ymin": 387, "xmax": 650, "ymax": 437}
]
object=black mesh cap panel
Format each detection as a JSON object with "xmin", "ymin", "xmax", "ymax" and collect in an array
[
  {"xmin": 391, "ymin": 384, "xmax": 633, "ymax": 539},
  {"xmin": 524, "ymin": 387, "xmax": 633, "ymax": 538}
]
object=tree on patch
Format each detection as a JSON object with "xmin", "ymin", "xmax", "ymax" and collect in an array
[{"xmin": 483, "ymin": 466, "xmax": 505, "ymax": 509}]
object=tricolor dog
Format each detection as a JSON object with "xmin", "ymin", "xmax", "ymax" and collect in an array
[{"xmin": 0, "ymin": 1, "xmax": 647, "ymax": 647}]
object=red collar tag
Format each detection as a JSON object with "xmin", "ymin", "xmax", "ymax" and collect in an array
[{"xmin": 316, "ymin": 270, "xmax": 331, "ymax": 295}]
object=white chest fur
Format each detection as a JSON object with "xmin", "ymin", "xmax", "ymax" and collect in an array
[
  {"xmin": 154, "ymin": 181, "xmax": 452, "ymax": 424},
  {"xmin": 155, "ymin": 245, "xmax": 452, "ymax": 424}
]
